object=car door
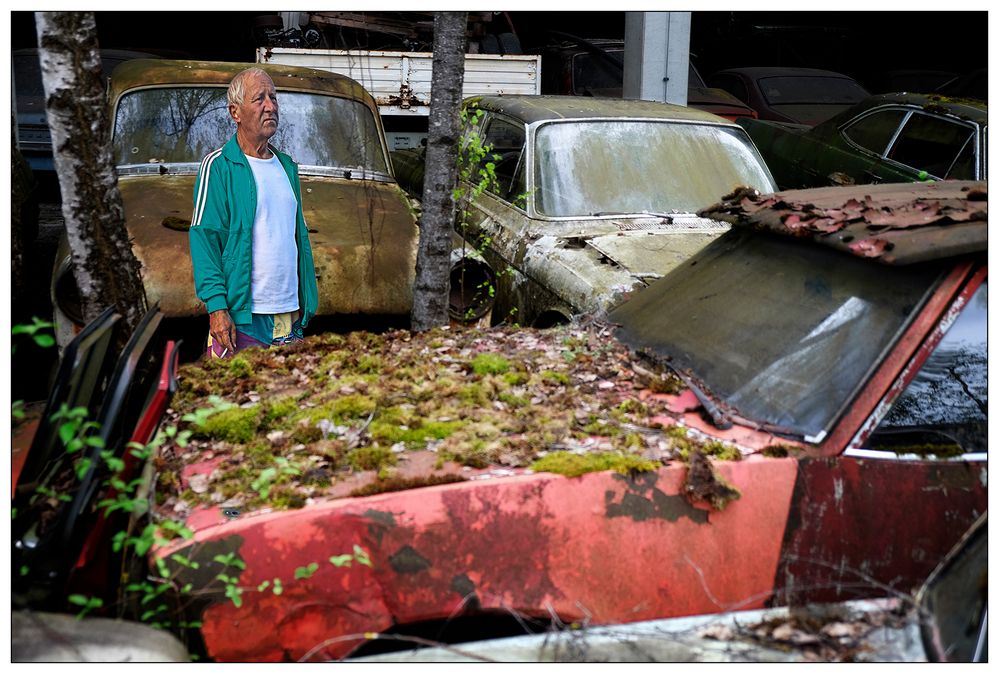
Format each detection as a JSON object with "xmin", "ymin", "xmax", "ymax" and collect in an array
[
  {"xmin": 827, "ymin": 107, "xmax": 916, "ymax": 185},
  {"xmin": 882, "ymin": 110, "xmax": 981, "ymax": 181},
  {"xmin": 461, "ymin": 112, "xmax": 529, "ymax": 273}
]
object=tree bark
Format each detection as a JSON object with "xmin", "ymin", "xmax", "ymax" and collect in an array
[
  {"xmin": 35, "ymin": 11, "xmax": 148, "ymax": 338},
  {"xmin": 411, "ymin": 11, "xmax": 467, "ymax": 332}
]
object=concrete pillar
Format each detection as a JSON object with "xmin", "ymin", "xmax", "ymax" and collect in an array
[{"xmin": 623, "ymin": 11, "xmax": 690, "ymax": 106}]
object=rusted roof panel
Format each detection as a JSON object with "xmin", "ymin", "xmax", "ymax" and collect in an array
[
  {"xmin": 698, "ymin": 181, "xmax": 987, "ymax": 265},
  {"xmin": 108, "ymin": 59, "xmax": 379, "ymax": 118}
]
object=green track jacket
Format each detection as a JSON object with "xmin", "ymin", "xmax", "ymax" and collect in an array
[{"xmin": 189, "ymin": 134, "xmax": 318, "ymax": 327}]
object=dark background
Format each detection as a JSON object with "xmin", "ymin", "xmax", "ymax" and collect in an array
[{"xmin": 12, "ymin": 11, "xmax": 988, "ymax": 92}]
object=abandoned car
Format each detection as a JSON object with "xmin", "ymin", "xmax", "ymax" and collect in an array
[
  {"xmin": 536, "ymin": 36, "xmax": 758, "ymax": 121},
  {"xmin": 393, "ymin": 95, "xmax": 776, "ymax": 327},
  {"xmin": 49, "ymin": 59, "xmax": 489, "ymax": 349},
  {"xmin": 738, "ymin": 93, "xmax": 987, "ymax": 190},
  {"xmin": 106, "ymin": 181, "xmax": 984, "ymax": 661},
  {"xmin": 707, "ymin": 66, "xmax": 869, "ymax": 127}
]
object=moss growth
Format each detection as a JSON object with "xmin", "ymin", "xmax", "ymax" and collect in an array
[
  {"xmin": 541, "ymin": 370, "xmax": 570, "ymax": 386},
  {"xmin": 260, "ymin": 397, "xmax": 299, "ymax": 429},
  {"xmin": 497, "ymin": 392, "xmax": 529, "ymax": 407},
  {"xmin": 502, "ymin": 371, "xmax": 529, "ymax": 386},
  {"xmin": 349, "ymin": 473, "xmax": 467, "ymax": 498},
  {"xmin": 370, "ymin": 419, "xmax": 462, "ymax": 446},
  {"xmin": 194, "ymin": 406, "xmax": 260, "ymax": 444},
  {"xmin": 532, "ymin": 451, "xmax": 660, "ymax": 478},
  {"xmin": 347, "ymin": 446, "xmax": 397, "ymax": 472},
  {"xmin": 701, "ymin": 440, "xmax": 743, "ymax": 462},
  {"xmin": 227, "ymin": 355, "xmax": 253, "ymax": 379},
  {"xmin": 761, "ymin": 444, "xmax": 799, "ymax": 458},
  {"xmin": 471, "ymin": 353, "xmax": 511, "ymax": 375},
  {"xmin": 356, "ymin": 354, "xmax": 383, "ymax": 374}
]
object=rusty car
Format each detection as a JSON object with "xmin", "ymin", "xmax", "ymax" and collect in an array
[
  {"xmin": 393, "ymin": 95, "xmax": 776, "ymax": 327},
  {"xmin": 738, "ymin": 93, "xmax": 987, "ymax": 190},
  {"xmin": 49, "ymin": 59, "xmax": 490, "ymax": 350},
  {"xmin": 706, "ymin": 66, "xmax": 870, "ymax": 127},
  {"xmin": 104, "ymin": 180, "xmax": 985, "ymax": 661}
]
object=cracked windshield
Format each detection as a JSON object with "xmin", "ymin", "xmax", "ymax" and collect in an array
[
  {"xmin": 113, "ymin": 87, "xmax": 386, "ymax": 171},
  {"xmin": 533, "ymin": 120, "xmax": 774, "ymax": 217}
]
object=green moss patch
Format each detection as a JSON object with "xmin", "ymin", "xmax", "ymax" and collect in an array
[{"xmin": 531, "ymin": 451, "xmax": 660, "ymax": 478}]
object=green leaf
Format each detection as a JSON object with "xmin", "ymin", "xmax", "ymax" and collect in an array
[
  {"xmin": 257, "ymin": 580, "xmax": 270, "ymax": 591},
  {"xmin": 294, "ymin": 562, "xmax": 319, "ymax": 579},
  {"xmin": 272, "ymin": 578, "xmax": 283, "ymax": 595},
  {"xmin": 353, "ymin": 545, "xmax": 373, "ymax": 568},
  {"xmin": 33, "ymin": 334, "xmax": 55, "ymax": 348},
  {"xmin": 329, "ymin": 554, "xmax": 353, "ymax": 568}
]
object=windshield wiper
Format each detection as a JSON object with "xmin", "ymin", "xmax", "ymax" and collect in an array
[
  {"xmin": 591, "ymin": 211, "xmax": 678, "ymax": 219},
  {"xmin": 673, "ymin": 369, "xmax": 733, "ymax": 430}
]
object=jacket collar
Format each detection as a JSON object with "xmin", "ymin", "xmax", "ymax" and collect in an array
[{"xmin": 222, "ymin": 133, "xmax": 289, "ymax": 166}]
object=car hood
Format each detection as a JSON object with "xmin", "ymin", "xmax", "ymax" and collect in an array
[
  {"xmin": 519, "ymin": 216, "xmax": 728, "ymax": 314},
  {"xmin": 119, "ymin": 174, "xmax": 418, "ymax": 317}
]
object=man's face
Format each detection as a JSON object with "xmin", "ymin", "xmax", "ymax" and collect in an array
[{"xmin": 231, "ymin": 73, "xmax": 279, "ymax": 143}]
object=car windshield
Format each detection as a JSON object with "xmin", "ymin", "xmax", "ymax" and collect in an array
[
  {"xmin": 610, "ymin": 229, "xmax": 943, "ymax": 439},
  {"xmin": 758, "ymin": 76, "xmax": 868, "ymax": 106},
  {"xmin": 533, "ymin": 120, "xmax": 774, "ymax": 217},
  {"xmin": 113, "ymin": 86, "xmax": 388, "ymax": 172}
]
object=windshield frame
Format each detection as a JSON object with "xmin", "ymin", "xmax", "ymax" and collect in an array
[
  {"xmin": 110, "ymin": 83, "xmax": 395, "ymax": 182},
  {"xmin": 525, "ymin": 117, "xmax": 777, "ymax": 220}
]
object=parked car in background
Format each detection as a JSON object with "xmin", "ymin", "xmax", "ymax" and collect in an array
[
  {"xmin": 738, "ymin": 93, "xmax": 987, "ymax": 189},
  {"xmin": 866, "ymin": 69, "xmax": 958, "ymax": 95},
  {"xmin": 12, "ymin": 48, "xmax": 160, "ymax": 174},
  {"xmin": 49, "ymin": 59, "xmax": 490, "ymax": 350},
  {"xmin": 707, "ymin": 66, "xmax": 869, "ymax": 126},
  {"xmin": 143, "ymin": 180, "xmax": 985, "ymax": 662},
  {"xmin": 537, "ymin": 36, "xmax": 758, "ymax": 121},
  {"xmin": 393, "ymin": 95, "xmax": 776, "ymax": 327},
  {"xmin": 935, "ymin": 68, "xmax": 987, "ymax": 101}
]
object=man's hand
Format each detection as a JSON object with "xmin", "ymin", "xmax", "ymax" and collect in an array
[{"xmin": 209, "ymin": 309, "xmax": 236, "ymax": 356}]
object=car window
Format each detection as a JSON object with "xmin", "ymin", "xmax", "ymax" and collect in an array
[
  {"xmin": 868, "ymin": 281, "xmax": 986, "ymax": 454},
  {"xmin": 480, "ymin": 116, "xmax": 527, "ymax": 203},
  {"xmin": 886, "ymin": 112, "xmax": 976, "ymax": 179},
  {"xmin": 946, "ymin": 135, "xmax": 977, "ymax": 179},
  {"xmin": 113, "ymin": 87, "xmax": 388, "ymax": 172},
  {"xmin": 757, "ymin": 76, "xmax": 868, "ymax": 105},
  {"xmin": 841, "ymin": 109, "xmax": 907, "ymax": 155},
  {"xmin": 571, "ymin": 50, "xmax": 624, "ymax": 96},
  {"xmin": 533, "ymin": 121, "xmax": 774, "ymax": 217},
  {"xmin": 609, "ymin": 228, "xmax": 944, "ymax": 439}
]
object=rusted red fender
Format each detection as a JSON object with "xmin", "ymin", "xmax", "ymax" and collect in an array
[{"xmin": 154, "ymin": 452, "xmax": 985, "ymax": 662}]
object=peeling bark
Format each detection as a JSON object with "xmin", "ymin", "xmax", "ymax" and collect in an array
[
  {"xmin": 411, "ymin": 11, "xmax": 467, "ymax": 332},
  {"xmin": 35, "ymin": 11, "xmax": 147, "ymax": 338}
]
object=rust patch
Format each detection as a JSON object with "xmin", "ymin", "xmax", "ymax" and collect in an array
[
  {"xmin": 683, "ymin": 451, "xmax": 741, "ymax": 511},
  {"xmin": 389, "ymin": 544, "xmax": 431, "ymax": 575},
  {"xmin": 364, "ymin": 509, "xmax": 397, "ymax": 545},
  {"xmin": 604, "ymin": 471, "xmax": 709, "ymax": 524}
]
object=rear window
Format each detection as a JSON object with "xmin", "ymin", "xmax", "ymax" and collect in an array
[{"xmin": 113, "ymin": 86, "xmax": 387, "ymax": 172}]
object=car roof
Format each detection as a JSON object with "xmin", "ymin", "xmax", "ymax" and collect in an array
[
  {"xmin": 107, "ymin": 59, "xmax": 379, "ymax": 112},
  {"xmin": 714, "ymin": 67, "xmax": 859, "ymax": 80},
  {"xmin": 858, "ymin": 92, "xmax": 987, "ymax": 120},
  {"xmin": 698, "ymin": 180, "xmax": 987, "ymax": 265},
  {"xmin": 466, "ymin": 95, "xmax": 736, "ymax": 126}
]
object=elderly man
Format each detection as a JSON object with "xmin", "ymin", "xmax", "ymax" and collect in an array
[{"xmin": 189, "ymin": 67, "xmax": 318, "ymax": 358}]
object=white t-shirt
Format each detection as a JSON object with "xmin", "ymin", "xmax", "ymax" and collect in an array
[{"xmin": 246, "ymin": 154, "xmax": 300, "ymax": 314}]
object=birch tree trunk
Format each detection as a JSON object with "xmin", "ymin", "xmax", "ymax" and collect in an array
[
  {"xmin": 36, "ymin": 11, "xmax": 147, "ymax": 337},
  {"xmin": 411, "ymin": 11, "xmax": 467, "ymax": 332}
]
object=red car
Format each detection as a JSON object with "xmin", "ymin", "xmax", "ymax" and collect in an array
[{"xmin": 140, "ymin": 181, "xmax": 985, "ymax": 661}]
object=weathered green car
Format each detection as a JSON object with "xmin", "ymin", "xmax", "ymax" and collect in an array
[
  {"xmin": 739, "ymin": 93, "xmax": 987, "ymax": 190},
  {"xmin": 394, "ymin": 95, "xmax": 776, "ymax": 327},
  {"xmin": 51, "ymin": 59, "xmax": 486, "ymax": 348}
]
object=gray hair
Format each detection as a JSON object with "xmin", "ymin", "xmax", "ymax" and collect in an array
[{"xmin": 227, "ymin": 67, "xmax": 272, "ymax": 107}]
